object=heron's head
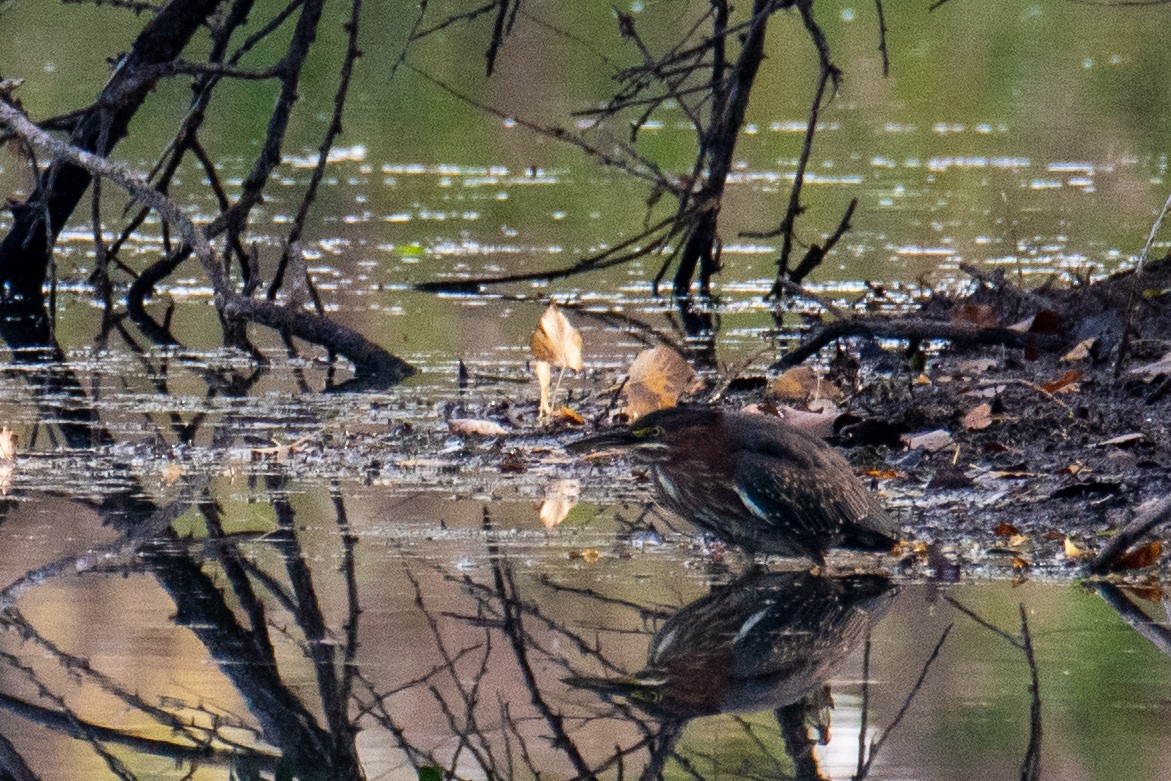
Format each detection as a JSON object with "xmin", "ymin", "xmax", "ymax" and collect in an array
[{"xmin": 565, "ymin": 406, "xmax": 722, "ymax": 463}]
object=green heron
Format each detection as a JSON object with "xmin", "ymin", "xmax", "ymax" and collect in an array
[
  {"xmin": 567, "ymin": 406, "xmax": 899, "ymax": 564},
  {"xmin": 565, "ymin": 571, "xmax": 895, "ymax": 719}
]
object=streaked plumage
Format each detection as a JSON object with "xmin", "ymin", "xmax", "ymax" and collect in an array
[{"xmin": 567, "ymin": 406, "xmax": 898, "ymax": 563}]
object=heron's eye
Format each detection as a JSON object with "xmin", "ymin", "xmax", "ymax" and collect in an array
[{"xmin": 632, "ymin": 425, "xmax": 665, "ymax": 439}]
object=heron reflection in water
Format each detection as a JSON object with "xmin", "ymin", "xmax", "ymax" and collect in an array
[{"xmin": 566, "ymin": 571, "xmax": 895, "ymax": 720}]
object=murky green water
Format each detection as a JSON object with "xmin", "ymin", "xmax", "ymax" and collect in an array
[
  {"xmin": 4, "ymin": 484, "xmax": 1171, "ymax": 780},
  {"xmin": 2, "ymin": 1, "xmax": 1171, "ymax": 778}
]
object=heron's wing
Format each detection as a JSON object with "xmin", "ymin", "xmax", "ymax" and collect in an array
[{"xmin": 734, "ymin": 445, "xmax": 896, "ymax": 546}]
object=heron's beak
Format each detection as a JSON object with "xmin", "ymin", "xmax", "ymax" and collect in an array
[{"xmin": 564, "ymin": 427, "xmax": 636, "ymax": 457}]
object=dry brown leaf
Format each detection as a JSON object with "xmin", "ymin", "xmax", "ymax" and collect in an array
[
  {"xmin": 994, "ymin": 522, "xmax": 1020, "ymax": 538},
  {"xmin": 868, "ymin": 468, "xmax": 899, "ymax": 480},
  {"xmin": 1011, "ymin": 555, "xmax": 1031, "ymax": 570},
  {"xmin": 161, "ymin": 462, "xmax": 184, "ymax": 485},
  {"xmin": 962, "ymin": 402, "xmax": 994, "ymax": 430},
  {"xmin": 0, "ymin": 427, "xmax": 16, "ymax": 463},
  {"xmin": 558, "ymin": 406, "xmax": 585, "ymax": 425},
  {"xmin": 448, "ymin": 418, "xmax": 509, "ymax": 436},
  {"xmin": 530, "ymin": 304, "xmax": 583, "ymax": 371},
  {"xmin": 767, "ymin": 366, "xmax": 840, "ymax": 403},
  {"xmin": 624, "ymin": 345, "xmax": 699, "ymax": 419},
  {"xmin": 1008, "ymin": 534, "xmax": 1028, "ymax": 547},
  {"xmin": 581, "ymin": 548, "xmax": 601, "ymax": 564},
  {"xmin": 539, "ymin": 479, "xmax": 581, "ymax": 529},
  {"xmin": 1040, "ymin": 370, "xmax": 1081, "ymax": 394},
  {"xmin": 1117, "ymin": 540, "xmax": 1162, "ymax": 570},
  {"xmin": 913, "ymin": 373, "xmax": 932, "ymax": 386},
  {"xmin": 1063, "ymin": 537, "xmax": 1088, "ymax": 559},
  {"xmin": 1061, "ymin": 338, "xmax": 1097, "ymax": 363}
]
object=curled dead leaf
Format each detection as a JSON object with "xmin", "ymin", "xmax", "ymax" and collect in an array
[
  {"xmin": 624, "ymin": 345, "xmax": 699, "ymax": 419},
  {"xmin": 994, "ymin": 522, "xmax": 1020, "ymax": 538},
  {"xmin": 1063, "ymin": 536, "xmax": 1088, "ymax": 559},
  {"xmin": 530, "ymin": 304, "xmax": 583, "ymax": 371}
]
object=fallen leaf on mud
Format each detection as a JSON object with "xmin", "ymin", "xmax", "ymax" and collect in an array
[
  {"xmin": 1008, "ymin": 534, "xmax": 1028, "ymax": 547},
  {"xmin": 868, "ymin": 468, "xmax": 899, "ymax": 480},
  {"xmin": 448, "ymin": 418, "xmax": 508, "ymax": 436},
  {"xmin": 962, "ymin": 402, "xmax": 994, "ymax": 430},
  {"xmin": 1039, "ymin": 370, "xmax": 1081, "ymax": 394},
  {"xmin": 558, "ymin": 406, "xmax": 585, "ymax": 425},
  {"xmin": 1116, "ymin": 540, "xmax": 1162, "ymax": 570},
  {"xmin": 1011, "ymin": 555, "xmax": 1031, "ymax": 570},
  {"xmin": 161, "ymin": 462, "xmax": 184, "ymax": 484},
  {"xmin": 994, "ymin": 522, "xmax": 1020, "ymax": 538},
  {"xmin": 902, "ymin": 429, "xmax": 954, "ymax": 453},
  {"xmin": 624, "ymin": 345, "xmax": 699, "ymax": 419},
  {"xmin": 913, "ymin": 373, "xmax": 932, "ymax": 386},
  {"xmin": 530, "ymin": 303, "xmax": 583, "ymax": 371},
  {"xmin": 539, "ymin": 479, "xmax": 581, "ymax": 528},
  {"xmin": 1063, "ymin": 537, "xmax": 1088, "ymax": 559},
  {"xmin": 581, "ymin": 548, "xmax": 601, "ymax": 564},
  {"xmin": 0, "ymin": 427, "xmax": 16, "ymax": 463},
  {"xmin": 767, "ymin": 366, "xmax": 840, "ymax": 403},
  {"xmin": 1128, "ymin": 351, "xmax": 1171, "ymax": 379},
  {"xmin": 1061, "ymin": 338, "xmax": 1097, "ymax": 363},
  {"xmin": 951, "ymin": 303, "xmax": 999, "ymax": 328},
  {"xmin": 1095, "ymin": 432, "xmax": 1145, "ymax": 448}
]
